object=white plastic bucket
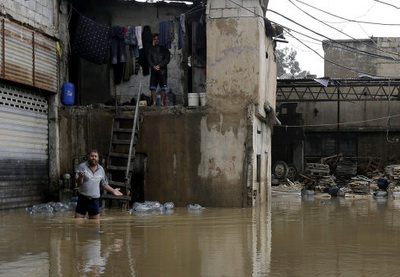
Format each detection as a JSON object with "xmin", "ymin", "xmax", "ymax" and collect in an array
[
  {"xmin": 188, "ymin": 93, "xmax": 199, "ymax": 106},
  {"xmin": 199, "ymin": 92, "xmax": 206, "ymax": 106}
]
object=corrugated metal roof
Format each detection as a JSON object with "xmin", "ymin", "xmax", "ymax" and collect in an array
[{"xmin": 0, "ymin": 18, "xmax": 59, "ymax": 93}]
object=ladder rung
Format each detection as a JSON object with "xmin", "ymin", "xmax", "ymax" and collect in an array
[
  {"xmin": 108, "ymin": 164, "xmax": 134, "ymax": 170},
  {"xmin": 112, "ymin": 139, "xmax": 131, "ymax": 145},
  {"xmin": 108, "ymin": 180, "xmax": 126, "ymax": 187},
  {"xmin": 109, "ymin": 152, "xmax": 130, "ymax": 158},
  {"xmin": 108, "ymin": 165, "xmax": 128, "ymax": 171},
  {"xmin": 115, "ymin": 115, "xmax": 134, "ymax": 120},
  {"xmin": 101, "ymin": 194, "xmax": 131, "ymax": 201},
  {"xmin": 113, "ymin": 127, "xmax": 133, "ymax": 133}
]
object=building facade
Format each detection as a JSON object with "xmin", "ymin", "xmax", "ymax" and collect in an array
[{"xmin": 0, "ymin": 0, "xmax": 277, "ymax": 209}]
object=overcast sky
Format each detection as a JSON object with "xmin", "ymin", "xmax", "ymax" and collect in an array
[{"xmin": 265, "ymin": 0, "xmax": 400, "ymax": 77}]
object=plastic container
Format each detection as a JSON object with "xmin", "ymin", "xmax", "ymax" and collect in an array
[
  {"xmin": 199, "ymin": 92, "xmax": 206, "ymax": 106},
  {"xmin": 156, "ymin": 92, "xmax": 161, "ymax": 106},
  {"xmin": 168, "ymin": 90, "xmax": 176, "ymax": 106},
  {"xmin": 164, "ymin": 94, "xmax": 170, "ymax": 106},
  {"xmin": 188, "ymin": 93, "xmax": 199, "ymax": 106},
  {"xmin": 164, "ymin": 202, "xmax": 175, "ymax": 210},
  {"xmin": 62, "ymin": 82, "xmax": 75, "ymax": 105}
]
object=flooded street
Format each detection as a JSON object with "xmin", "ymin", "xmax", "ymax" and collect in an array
[{"xmin": 1, "ymin": 193, "xmax": 400, "ymax": 276}]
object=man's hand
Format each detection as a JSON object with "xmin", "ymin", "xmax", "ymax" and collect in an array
[
  {"xmin": 76, "ymin": 170, "xmax": 85, "ymax": 178},
  {"xmin": 76, "ymin": 170, "xmax": 85, "ymax": 184},
  {"xmin": 112, "ymin": 188, "xmax": 123, "ymax": 196}
]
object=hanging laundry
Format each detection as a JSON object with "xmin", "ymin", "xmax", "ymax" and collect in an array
[
  {"xmin": 72, "ymin": 15, "xmax": 111, "ymax": 65},
  {"xmin": 178, "ymin": 14, "xmax": 186, "ymax": 50},
  {"xmin": 135, "ymin": 26, "xmax": 143, "ymax": 49},
  {"xmin": 139, "ymin": 25, "xmax": 153, "ymax": 76},
  {"xmin": 110, "ymin": 26, "xmax": 127, "ymax": 64},
  {"xmin": 125, "ymin": 26, "xmax": 139, "ymax": 58},
  {"xmin": 159, "ymin": 20, "xmax": 173, "ymax": 49},
  {"xmin": 123, "ymin": 45, "xmax": 135, "ymax": 81}
]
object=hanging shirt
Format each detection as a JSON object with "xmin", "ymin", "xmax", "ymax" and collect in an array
[
  {"xmin": 159, "ymin": 20, "xmax": 173, "ymax": 49},
  {"xmin": 125, "ymin": 26, "xmax": 139, "ymax": 58},
  {"xmin": 135, "ymin": 26, "xmax": 143, "ymax": 49}
]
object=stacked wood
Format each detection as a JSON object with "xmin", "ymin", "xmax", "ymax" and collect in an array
[
  {"xmin": 385, "ymin": 165, "xmax": 400, "ymax": 180},
  {"xmin": 347, "ymin": 175, "xmax": 373, "ymax": 194},
  {"xmin": 305, "ymin": 163, "xmax": 330, "ymax": 177}
]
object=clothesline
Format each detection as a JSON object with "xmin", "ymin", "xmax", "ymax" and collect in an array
[{"xmin": 67, "ymin": 1, "xmax": 204, "ymax": 34}]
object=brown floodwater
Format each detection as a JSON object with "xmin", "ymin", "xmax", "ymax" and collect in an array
[{"xmin": 0, "ymin": 192, "xmax": 399, "ymax": 277}]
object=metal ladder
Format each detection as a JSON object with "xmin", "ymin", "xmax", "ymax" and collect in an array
[{"xmin": 102, "ymin": 85, "xmax": 142, "ymax": 209}]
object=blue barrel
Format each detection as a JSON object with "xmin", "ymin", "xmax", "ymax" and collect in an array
[{"xmin": 62, "ymin": 82, "xmax": 75, "ymax": 105}]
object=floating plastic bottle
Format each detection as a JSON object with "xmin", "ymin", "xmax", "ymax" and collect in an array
[
  {"xmin": 144, "ymin": 201, "xmax": 162, "ymax": 209},
  {"xmin": 30, "ymin": 204, "xmax": 54, "ymax": 214},
  {"xmin": 187, "ymin": 203, "xmax": 204, "ymax": 210},
  {"xmin": 156, "ymin": 92, "xmax": 161, "ymax": 106},
  {"xmin": 53, "ymin": 202, "xmax": 69, "ymax": 212},
  {"xmin": 164, "ymin": 202, "xmax": 174, "ymax": 210}
]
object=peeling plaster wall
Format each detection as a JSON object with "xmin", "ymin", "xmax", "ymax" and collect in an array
[
  {"xmin": 135, "ymin": 108, "xmax": 246, "ymax": 207},
  {"xmin": 206, "ymin": 0, "xmax": 275, "ymax": 206}
]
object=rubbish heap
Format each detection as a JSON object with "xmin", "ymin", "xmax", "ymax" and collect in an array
[{"xmin": 273, "ymin": 156, "xmax": 400, "ymax": 199}]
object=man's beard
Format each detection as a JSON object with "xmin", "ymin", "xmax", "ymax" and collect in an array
[{"xmin": 88, "ymin": 159, "xmax": 98, "ymax": 166}]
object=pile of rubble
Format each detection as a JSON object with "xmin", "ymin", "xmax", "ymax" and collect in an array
[{"xmin": 272, "ymin": 159, "xmax": 400, "ymax": 199}]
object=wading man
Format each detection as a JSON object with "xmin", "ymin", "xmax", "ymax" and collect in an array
[{"xmin": 75, "ymin": 150, "xmax": 123, "ymax": 219}]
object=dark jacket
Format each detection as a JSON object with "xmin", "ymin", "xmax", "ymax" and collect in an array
[{"xmin": 148, "ymin": 45, "xmax": 171, "ymax": 74}]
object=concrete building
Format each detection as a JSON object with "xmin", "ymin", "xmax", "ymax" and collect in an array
[
  {"xmin": 274, "ymin": 38, "xmax": 400, "ymax": 176},
  {"xmin": 0, "ymin": 0, "xmax": 278, "ymax": 209},
  {"xmin": 323, "ymin": 37, "xmax": 400, "ymax": 78}
]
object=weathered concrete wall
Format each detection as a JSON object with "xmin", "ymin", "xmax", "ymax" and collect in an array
[
  {"xmin": 135, "ymin": 108, "xmax": 246, "ymax": 207},
  {"xmin": 299, "ymin": 101, "xmax": 400, "ymax": 131},
  {"xmin": 206, "ymin": 0, "xmax": 275, "ymax": 206},
  {"xmin": 58, "ymin": 105, "xmax": 114, "ymax": 176},
  {"xmin": 323, "ymin": 37, "xmax": 400, "ymax": 78}
]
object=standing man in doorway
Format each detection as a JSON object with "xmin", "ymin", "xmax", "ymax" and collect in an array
[
  {"xmin": 148, "ymin": 33, "xmax": 171, "ymax": 106},
  {"xmin": 75, "ymin": 149, "xmax": 123, "ymax": 219}
]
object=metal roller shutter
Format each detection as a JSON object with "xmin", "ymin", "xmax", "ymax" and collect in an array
[{"xmin": 0, "ymin": 83, "xmax": 48, "ymax": 209}]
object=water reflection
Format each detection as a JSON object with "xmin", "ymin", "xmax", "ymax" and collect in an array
[
  {"xmin": 271, "ymin": 192, "xmax": 400, "ymax": 276},
  {"xmin": 3, "ymin": 194, "xmax": 400, "ymax": 276},
  {"xmin": 0, "ymin": 205, "xmax": 272, "ymax": 277}
]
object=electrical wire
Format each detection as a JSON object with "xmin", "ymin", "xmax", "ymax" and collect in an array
[
  {"xmin": 229, "ymin": 0, "xmax": 400, "ymax": 62},
  {"xmin": 268, "ymin": 9, "xmax": 400, "ymax": 61},
  {"xmin": 288, "ymin": 0, "xmax": 400, "ymax": 57},
  {"xmin": 275, "ymin": 113, "xmax": 400, "ymax": 128},
  {"xmin": 292, "ymin": 0, "xmax": 400, "ymax": 26},
  {"xmin": 231, "ymin": 0, "xmax": 398, "ymax": 75},
  {"xmin": 372, "ymin": 0, "xmax": 400, "ymax": 9},
  {"xmin": 285, "ymin": 31, "xmax": 364, "ymax": 74}
]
